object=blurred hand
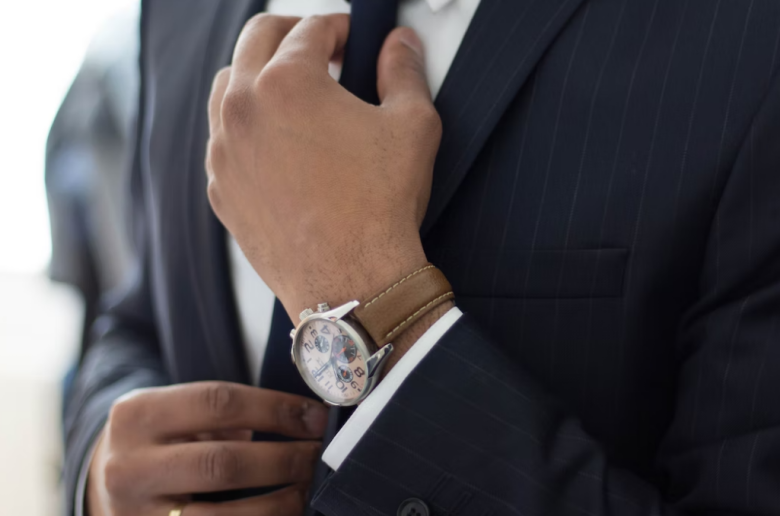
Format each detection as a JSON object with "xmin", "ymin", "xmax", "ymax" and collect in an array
[
  {"xmin": 205, "ymin": 14, "xmax": 442, "ymax": 322},
  {"xmin": 86, "ymin": 382, "xmax": 328, "ymax": 516}
]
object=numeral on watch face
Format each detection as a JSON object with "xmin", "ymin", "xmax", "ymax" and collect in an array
[{"xmin": 299, "ymin": 319, "xmax": 367, "ymax": 403}]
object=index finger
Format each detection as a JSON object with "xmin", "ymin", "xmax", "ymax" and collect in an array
[
  {"xmin": 272, "ymin": 14, "xmax": 350, "ymax": 73},
  {"xmin": 112, "ymin": 382, "xmax": 329, "ymax": 442},
  {"xmin": 231, "ymin": 14, "xmax": 300, "ymax": 79}
]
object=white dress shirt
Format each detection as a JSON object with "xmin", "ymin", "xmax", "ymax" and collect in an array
[{"xmin": 77, "ymin": 2, "xmax": 478, "ymax": 514}]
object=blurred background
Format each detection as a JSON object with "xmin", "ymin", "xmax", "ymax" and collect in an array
[{"xmin": 0, "ymin": 1, "xmax": 139, "ymax": 513}]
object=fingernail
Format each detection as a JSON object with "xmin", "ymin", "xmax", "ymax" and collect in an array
[
  {"xmin": 302, "ymin": 402, "xmax": 329, "ymax": 435},
  {"xmin": 399, "ymin": 29, "xmax": 424, "ymax": 58}
]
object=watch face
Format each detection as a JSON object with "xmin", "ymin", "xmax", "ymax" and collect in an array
[{"xmin": 295, "ymin": 317, "xmax": 369, "ymax": 404}]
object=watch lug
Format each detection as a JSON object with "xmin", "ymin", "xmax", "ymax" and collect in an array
[
  {"xmin": 366, "ymin": 343, "xmax": 394, "ymax": 379},
  {"xmin": 321, "ymin": 300, "xmax": 360, "ymax": 321}
]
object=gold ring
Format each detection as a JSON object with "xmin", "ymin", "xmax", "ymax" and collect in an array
[{"xmin": 169, "ymin": 505, "xmax": 186, "ymax": 516}]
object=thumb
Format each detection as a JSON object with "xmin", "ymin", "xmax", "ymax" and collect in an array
[{"xmin": 377, "ymin": 27, "xmax": 432, "ymax": 107}]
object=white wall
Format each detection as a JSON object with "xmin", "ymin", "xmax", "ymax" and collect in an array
[{"xmin": 0, "ymin": 1, "xmax": 138, "ymax": 514}]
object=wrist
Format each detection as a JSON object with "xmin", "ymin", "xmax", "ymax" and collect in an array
[
  {"xmin": 287, "ymin": 255, "xmax": 453, "ymax": 406},
  {"xmin": 281, "ymin": 234, "xmax": 428, "ymax": 323}
]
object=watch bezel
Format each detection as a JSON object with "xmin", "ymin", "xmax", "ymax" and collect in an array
[{"xmin": 291, "ymin": 301, "xmax": 385, "ymax": 407}]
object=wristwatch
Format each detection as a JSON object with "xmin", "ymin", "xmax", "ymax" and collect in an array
[{"xmin": 290, "ymin": 264, "xmax": 454, "ymax": 406}]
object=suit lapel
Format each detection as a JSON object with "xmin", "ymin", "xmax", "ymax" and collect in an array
[
  {"xmin": 182, "ymin": 0, "xmax": 262, "ymax": 384},
  {"xmin": 422, "ymin": 0, "xmax": 590, "ymax": 235}
]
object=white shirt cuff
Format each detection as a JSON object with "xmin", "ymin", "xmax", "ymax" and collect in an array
[{"xmin": 322, "ymin": 306, "xmax": 463, "ymax": 470}]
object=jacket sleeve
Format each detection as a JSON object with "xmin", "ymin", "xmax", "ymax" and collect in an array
[
  {"xmin": 311, "ymin": 76, "xmax": 780, "ymax": 516},
  {"xmin": 62, "ymin": 6, "xmax": 170, "ymax": 514}
]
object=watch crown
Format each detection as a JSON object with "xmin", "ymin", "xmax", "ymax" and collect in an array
[
  {"xmin": 299, "ymin": 308, "xmax": 314, "ymax": 321},
  {"xmin": 317, "ymin": 303, "xmax": 330, "ymax": 313},
  {"xmin": 289, "ymin": 329, "xmax": 296, "ymax": 339}
]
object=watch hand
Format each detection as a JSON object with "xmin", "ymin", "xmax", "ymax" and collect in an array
[
  {"xmin": 330, "ymin": 357, "xmax": 343, "ymax": 378},
  {"xmin": 313, "ymin": 362, "xmax": 330, "ymax": 378}
]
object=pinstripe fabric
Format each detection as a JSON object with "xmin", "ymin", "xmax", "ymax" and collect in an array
[
  {"xmin": 316, "ymin": 0, "xmax": 780, "ymax": 513},
  {"xmin": 63, "ymin": 0, "xmax": 780, "ymax": 514}
]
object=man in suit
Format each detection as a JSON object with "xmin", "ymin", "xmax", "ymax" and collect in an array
[{"xmin": 64, "ymin": 0, "xmax": 780, "ymax": 515}]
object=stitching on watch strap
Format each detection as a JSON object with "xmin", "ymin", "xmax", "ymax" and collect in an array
[
  {"xmin": 384, "ymin": 291, "xmax": 454, "ymax": 340},
  {"xmin": 363, "ymin": 265, "xmax": 436, "ymax": 308}
]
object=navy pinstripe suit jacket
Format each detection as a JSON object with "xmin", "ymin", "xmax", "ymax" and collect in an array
[{"xmin": 64, "ymin": 0, "xmax": 780, "ymax": 514}]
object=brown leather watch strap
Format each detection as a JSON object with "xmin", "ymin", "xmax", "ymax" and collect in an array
[{"xmin": 352, "ymin": 264, "xmax": 454, "ymax": 346}]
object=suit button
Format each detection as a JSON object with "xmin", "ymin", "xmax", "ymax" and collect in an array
[{"xmin": 397, "ymin": 498, "xmax": 430, "ymax": 516}]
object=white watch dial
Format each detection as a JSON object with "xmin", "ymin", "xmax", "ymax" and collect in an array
[{"xmin": 297, "ymin": 318, "xmax": 368, "ymax": 404}]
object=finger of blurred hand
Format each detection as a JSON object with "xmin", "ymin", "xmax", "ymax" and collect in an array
[
  {"xmin": 231, "ymin": 14, "xmax": 300, "ymax": 79},
  {"xmin": 272, "ymin": 14, "xmax": 350, "ymax": 74},
  {"xmin": 110, "ymin": 382, "xmax": 329, "ymax": 443},
  {"xmin": 171, "ymin": 485, "xmax": 307, "ymax": 516},
  {"xmin": 143, "ymin": 440, "xmax": 321, "ymax": 495}
]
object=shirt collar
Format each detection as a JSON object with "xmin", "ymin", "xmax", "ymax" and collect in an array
[{"xmin": 426, "ymin": 0, "xmax": 455, "ymax": 13}]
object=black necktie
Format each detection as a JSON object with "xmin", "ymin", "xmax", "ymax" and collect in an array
[{"xmin": 340, "ymin": 0, "xmax": 400, "ymax": 104}]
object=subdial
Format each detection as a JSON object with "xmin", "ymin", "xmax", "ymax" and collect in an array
[
  {"xmin": 314, "ymin": 335, "xmax": 330, "ymax": 353},
  {"xmin": 336, "ymin": 365, "xmax": 354, "ymax": 383},
  {"xmin": 332, "ymin": 335, "xmax": 358, "ymax": 364}
]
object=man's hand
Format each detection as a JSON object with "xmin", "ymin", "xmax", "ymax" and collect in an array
[
  {"xmin": 206, "ymin": 14, "xmax": 443, "ymax": 326},
  {"xmin": 86, "ymin": 382, "xmax": 328, "ymax": 516}
]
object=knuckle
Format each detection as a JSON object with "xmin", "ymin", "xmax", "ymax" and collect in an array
[
  {"xmin": 255, "ymin": 61, "xmax": 301, "ymax": 97},
  {"xmin": 205, "ymin": 138, "xmax": 226, "ymax": 175},
  {"xmin": 242, "ymin": 13, "xmax": 297, "ymax": 50},
  {"xmin": 287, "ymin": 442, "xmax": 316, "ymax": 479},
  {"xmin": 277, "ymin": 488, "xmax": 306, "ymax": 516},
  {"xmin": 211, "ymin": 67, "xmax": 231, "ymax": 89},
  {"xmin": 305, "ymin": 13, "xmax": 329, "ymax": 29},
  {"xmin": 108, "ymin": 388, "xmax": 163, "ymax": 438},
  {"xmin": 243, "ymin": 12, "xmax": 284, "ymax": 33},
  {"xmin": 282, "ymin": 447, "xmax": 301, "ymax": 479},
  {"xmin": 274, "ymin": 399, "xmax": 304, "ymax": 433},
  {"xmin": 200, "ymin": 444, "xmax": 242, "ymax": 485},
  {"xmin": 410, "ymin": 103, "xmax": 442, "ymax": 139},
  {"xmin": 220, "ymin": 87, "xmax": 254, "ymax": 130},
  {"xmin": 202, "ymin": 382, "xmax": 241, "ymax": 421},
  {"xmin": 388, "ymin": 45, "xmax": 414, "ymax": 69},
  {"xmin": 109, "ymin": 394, "xmax": 141, "ymax": 429},
  {"xmin": 206, "ymin": 177, "xmax": 221, "ymax": 213},
  {"xmin": 102, "ymin": 454, "xmax": 132, "ymax": 498}
]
